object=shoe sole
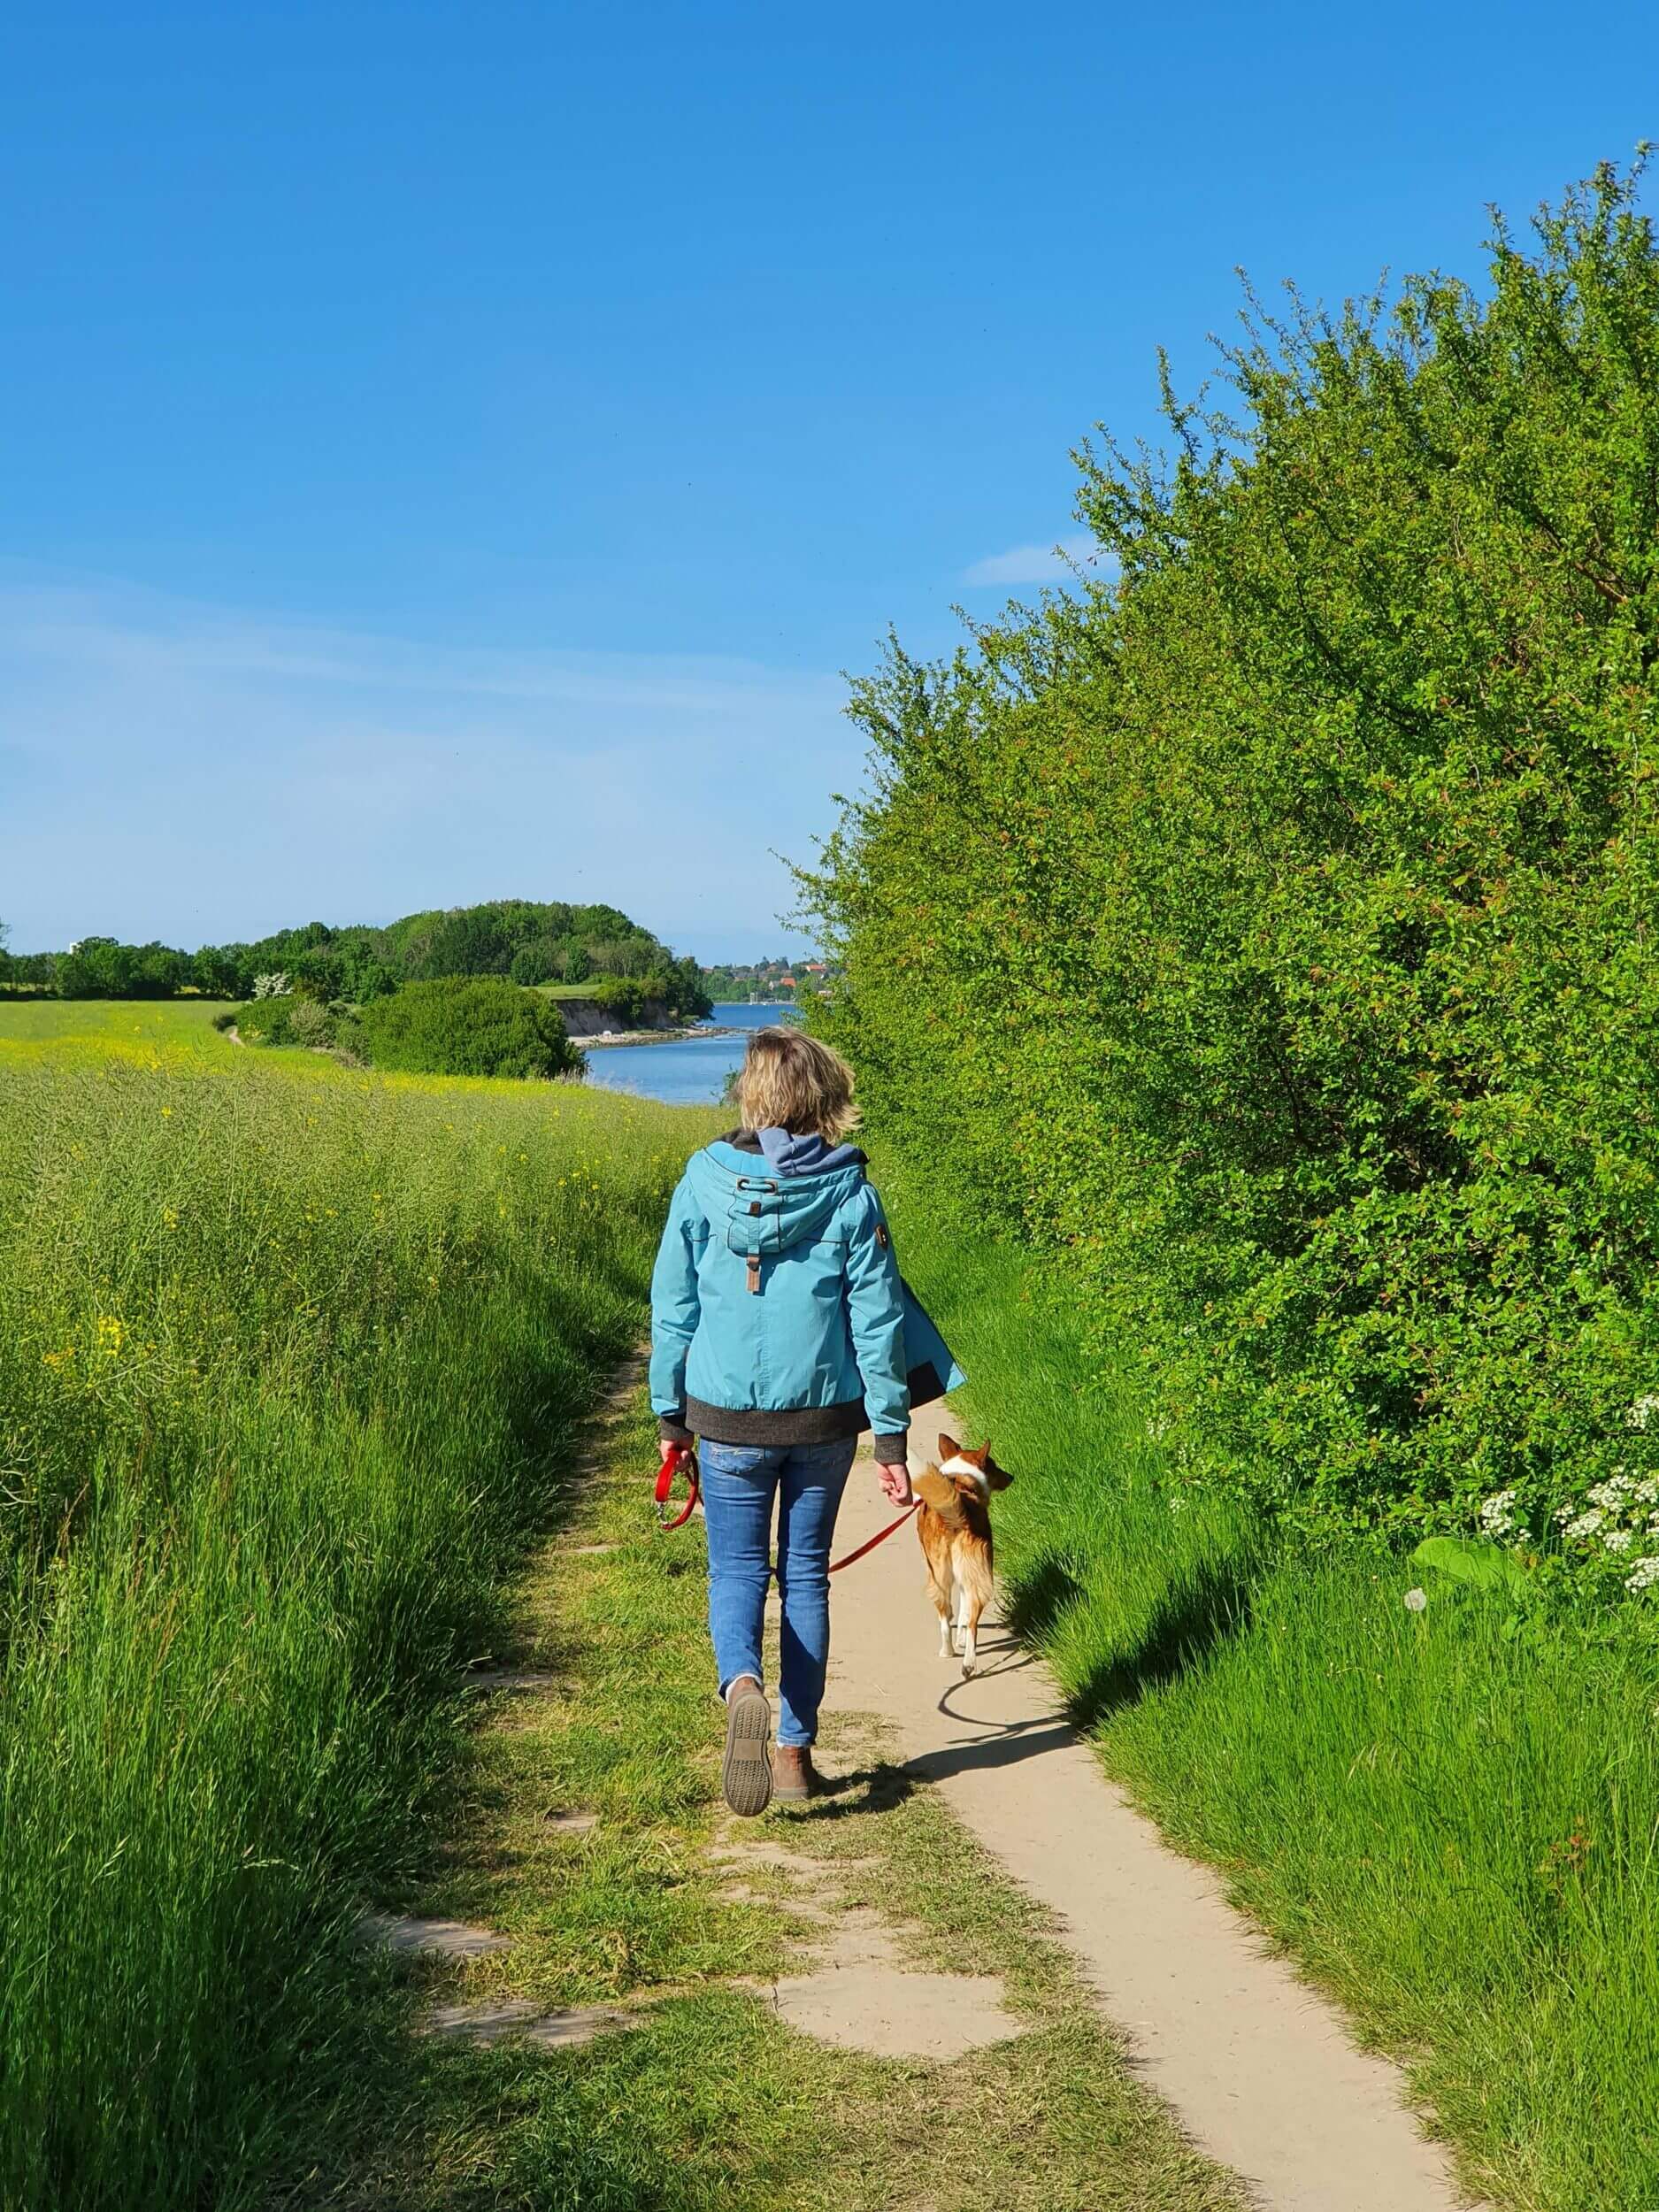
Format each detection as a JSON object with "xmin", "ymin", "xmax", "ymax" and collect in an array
[{"xmin": 722, "ymin": 1687, "xmax": 773, "ymax": 1816}]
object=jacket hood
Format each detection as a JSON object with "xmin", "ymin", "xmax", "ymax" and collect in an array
[
  {"xmin": 753, "ymin": 1125, "xmax": 866, "ymax": 1178},
  {"xmin": 690, "ymin": 1139, "xmax": 868, "ymax": 1258}
]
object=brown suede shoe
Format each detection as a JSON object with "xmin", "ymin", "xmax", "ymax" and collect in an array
[{"xmin": 772, "ymin": 1745, "xmax": 817, "ymax": 1801}]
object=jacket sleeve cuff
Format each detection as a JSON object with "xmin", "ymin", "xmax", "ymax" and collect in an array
[
  {"xmin": 872, "ymin": 1431, "xmax": 909, "ymax": 1462},
  {"xmin": 658, "ymin": 1412, "xmax": 694, "ymax": 1446}
]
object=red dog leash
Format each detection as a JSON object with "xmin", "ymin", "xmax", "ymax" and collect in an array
[
  {"xmin": 655, "ymin": 1442, "xmax": 701, "ymax": 1530},
  {"xmin": 654, "ymin": 1442, "xmax": 919, "ymax": 1570},
  {"xmin": 828, "ymin": 1498, "xmax": 920, "ymax": 1573}
]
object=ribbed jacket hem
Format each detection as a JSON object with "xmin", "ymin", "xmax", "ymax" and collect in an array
[
  {"xmin": 682, "ymin": 1358, "xmax": 943, "ymax": 1451},
  {"xmin": 685, "ymin": 1395, "xmax": 866, "ymax": 1447}
]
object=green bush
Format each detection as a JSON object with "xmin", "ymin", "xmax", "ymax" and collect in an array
[
  {"xmin": 591, "ymin": 974, "xmax": 649, "ymax": 1026},
  {"xmin": 230, "ymin": 996, "xmax": 298, "ymax": 1047},
  {"xmin": 285, "ymin": 995, "xmax": 334, "ymax": 1048},
  {"xmin": 805, "ymin": 163, "xmax": 1659, "ymax": 1566},
  {"xmin": 355, "ymin": 977, "xmax": 582, "ymax": 1079},
  {"xmin": 231, "ymin": 995, "xmax": 349, "ymax": 1051}
]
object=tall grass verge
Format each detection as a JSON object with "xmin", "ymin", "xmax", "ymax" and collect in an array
[
  {"xmin": 0, "ymin": 1039, "xmax": 719, "ymax": 2208},
  {"xmin": 881, "ymin": 1150, "xmax": 1659, "ymax": 2212}
]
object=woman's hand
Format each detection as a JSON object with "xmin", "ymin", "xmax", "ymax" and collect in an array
[{"xmin": 876, "ymin": 1460, "xmax": 913, "ymax": 1505}]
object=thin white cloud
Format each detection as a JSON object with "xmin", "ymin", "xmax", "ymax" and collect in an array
[
  {"xmin": 0, "ymin": 567, "xmax": 849, "ymax": 959},
  {"xmin": 962, "ymin": 534, "xmax": 1109, "ymax": 587},
  {"xmin": 0, "ymin": 573, "xmax": 830, "ymax": 717}
]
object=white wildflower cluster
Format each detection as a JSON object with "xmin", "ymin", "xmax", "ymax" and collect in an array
[
  {"xmin": 1555, "ymin": 1468, "xmax": 1659, "ymax": 1593},
  {"xmin": 1628, "ymin": 1395, "xmax": 1659, "ymax": 1431},
  {"xmin": 1479, "ymin": 1488, "xmax": 1518, "ymax": 1538},
  {"xmin": 1591, "ymin": 1471, "xmax": 1659, "ymax": 1509}
]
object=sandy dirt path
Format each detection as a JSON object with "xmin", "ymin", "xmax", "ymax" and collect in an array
[{"xmin": 824, "ymin": 1402, "xmax": 1486, "ymax": 2212}]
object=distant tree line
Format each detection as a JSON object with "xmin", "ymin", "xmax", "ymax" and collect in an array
[{"xmin": 0, "ymin": 901, "xmax": 711, "ymax": 1017}]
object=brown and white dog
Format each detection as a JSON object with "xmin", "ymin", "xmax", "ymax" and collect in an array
[{"xmin": 914, "ymin": 1432, "xmax": 1012, "ymax": 1678}]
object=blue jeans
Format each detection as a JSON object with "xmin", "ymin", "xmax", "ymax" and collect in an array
[{"xmin": 698, "ymin": 1436, "xmax": 857, "ymax": 1747}]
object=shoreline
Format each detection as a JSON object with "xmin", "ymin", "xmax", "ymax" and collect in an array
[{"xmin": 581, "ymin": 1023, "xmax": 744, "ymax": 1050}]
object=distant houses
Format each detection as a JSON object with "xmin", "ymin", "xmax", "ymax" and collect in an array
[{"xmin": 699, "ymin": 953, "xmax": 840, "ymax": 1004}]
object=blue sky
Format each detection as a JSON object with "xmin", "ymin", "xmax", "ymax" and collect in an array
[{"xmin": 3, "ymin": 2, "xmax": 1653, "ymax": 959}]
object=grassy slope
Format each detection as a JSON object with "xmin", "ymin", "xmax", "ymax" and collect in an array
[
  {"xmin": 0, "ymin": 1009, "xmax": 724, "ymax": 2209},
  {"xmin": 315, "ymin": 1380, "xmax": 1248, "ymax": 2212},
  {"xmin": 876, "ymin": 1148, "xmax": 1659, "ymax": 2212}
]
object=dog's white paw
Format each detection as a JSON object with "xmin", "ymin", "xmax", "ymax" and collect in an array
[{"xmin": 960, "ymin": 1658, "xmax": 976, "ymax": 1679}]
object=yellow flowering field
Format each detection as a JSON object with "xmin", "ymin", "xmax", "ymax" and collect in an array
[{"xmin": 0, "ymin": 994, "xmax": 235, "ymax": 1063}]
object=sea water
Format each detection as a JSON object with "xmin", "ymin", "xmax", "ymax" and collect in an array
[{"xmin": 583, "ymin": 1002, "xmax": 799, "ymax": 1106}]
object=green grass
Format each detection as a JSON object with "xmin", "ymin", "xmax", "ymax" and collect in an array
[
  {"xmin": 876, "ymin": 1148, "xmax": 1659, "ymax": 2212},
  {"xmin": 0, "ymin": 1010, "xmax": 726, "ymax": 2208},
  {"xmin": 312, "ymin": 1382, "xmax": 1248, "ymax": 2212}
]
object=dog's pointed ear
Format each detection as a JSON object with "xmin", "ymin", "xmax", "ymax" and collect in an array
[
  {"xmin": 980, "ymin": 1440, "xmax": 1013, "ymax": 1490},
  {"xmin": 936, "ymin": 1431, "xmax": 960, "ymax": 1463}
]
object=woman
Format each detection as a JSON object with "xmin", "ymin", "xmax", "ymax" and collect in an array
[{"xmin": 650, "ymin": 1026, "xmax": 958, "ymax": 1814}]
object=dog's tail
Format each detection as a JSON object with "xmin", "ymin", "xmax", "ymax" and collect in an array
[{"xmin": 913, "ymin": 1464, "xmax": 969, "ymax": 1530}]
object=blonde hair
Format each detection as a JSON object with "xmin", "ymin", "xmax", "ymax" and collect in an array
[{"xmin": 735, "ymin": 1027, "xmax": 860, "ymax": 1142}]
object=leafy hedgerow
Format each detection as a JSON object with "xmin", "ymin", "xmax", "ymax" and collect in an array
[{"xmin": 803, "ymin": 161, "xmax": 1659, "ymax": 1566}]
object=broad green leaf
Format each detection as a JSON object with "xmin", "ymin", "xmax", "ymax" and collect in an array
[{"xmin": 1412, "ymin": 1535, "xmax": 1530, "ymax": 1596}]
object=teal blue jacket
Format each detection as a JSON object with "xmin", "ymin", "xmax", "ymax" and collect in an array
[{"xmin": 649, "ymin": 1133, "xmax": 964, "ymax": 1455}]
